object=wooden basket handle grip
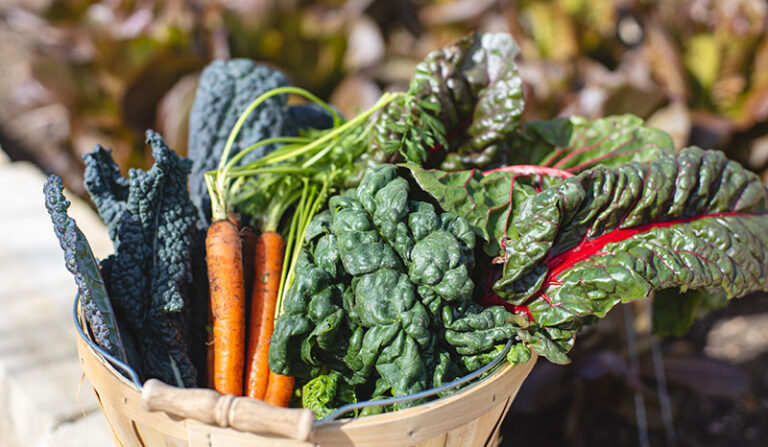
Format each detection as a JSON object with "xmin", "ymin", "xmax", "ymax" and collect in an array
[{"xmin": 141, "ymin": 379, "xmax": 314, "ymax": 442}]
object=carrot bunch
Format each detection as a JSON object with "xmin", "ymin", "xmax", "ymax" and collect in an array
[{"xmin": 203, "ymin": 87, "xmax": 381, "ymax": 406}]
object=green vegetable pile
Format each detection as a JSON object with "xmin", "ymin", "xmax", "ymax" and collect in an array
[
  {"xmin": 44, "ymin": 31, "xmax": 768, "ymax": 420},
  {"xmin": 269, "ymin": 165, "xmax": 527, "ymax": 415}
]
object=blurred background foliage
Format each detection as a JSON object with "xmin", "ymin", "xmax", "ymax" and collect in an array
[
  {"xmin": 2, "ymin": 0, "xmax": 768, "ymax": 196},
  {"xmin": 1, "ymin": 1, "xmax": 767, "ymax": 445}
]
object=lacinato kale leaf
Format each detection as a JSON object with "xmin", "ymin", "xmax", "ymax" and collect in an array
[
  {"xmin": 187, "ymin": 60, "xmax": 289, "ymax": 226},
  {"xmin": 84, "ymin": 131, "xmax": 199, "ymax": 387},
  {"xmin": 495, "ymin": 147, "xmax": 768, "ymax": 334},
  {"xmin": 372, "ymin": 33, "xmax": 523, "ymax": 169},
  {"xmin": 43, "ymin": 176, "xmax": 125, "ymax": 361},
  {"xmin": 187, "ymin": 59, "xmax": 336, "ymax": 226},
  {"xmin": 270, "ymin": 165, "xmax": 526, "ymax": 415}
]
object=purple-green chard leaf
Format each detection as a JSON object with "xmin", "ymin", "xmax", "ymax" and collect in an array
[
  {"xmin": 495, "ymin": 147, "xmax": 768, "ymax": 333},
  {"xmin": 373, "ymin": 33, "xmax": 524, "ymax": 168},
  {"xmin": 503, "ymin": 114, "xmax": 675, "ymax": 172},
  {"xmin": 404, "ymin": 163, "xmax": 573, "ymax": 256}
]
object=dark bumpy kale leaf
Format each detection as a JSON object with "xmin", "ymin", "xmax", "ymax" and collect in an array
[
  {"xmin": 43, "ymin": 176, "xmax": 125, "ymax": 360},
  {"xmin": 84, "ymin": 131, "xmax": 199, "ymax": 387},
  {"xmin": 270, "ymin": 165, "xmax": 525, "ymax": 415},
  {"xmin": 494, "ymin": 147, "xmax": 768, "ymax": 338},
  {"xmin": 187, "ymin": 60, "xmax": 289, "ymax": 226},
  {"xmin": 503, "ymin": 115, "xmax": 674, "ymax": 172},
  {"xmin": 372, "ymin": 33, "xmax": 523, "ymax": 169},
  {"xmin": 187, "ymin": 59, "xmax": 335, "ymax": 227}
]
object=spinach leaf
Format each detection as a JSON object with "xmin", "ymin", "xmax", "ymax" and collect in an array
[{"xmin": 270, "ymin": 165, "xmax": 524, "ymax": 409}]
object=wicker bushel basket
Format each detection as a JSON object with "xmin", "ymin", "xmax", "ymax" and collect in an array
[{"xmin": 74, "ymin": 295, "xmax": 537, "ymax": 447}]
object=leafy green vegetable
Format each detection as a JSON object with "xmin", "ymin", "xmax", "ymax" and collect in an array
[
  {"xmin": 83, "ymin": 131, "xmax": 199, "ymax": 387},
  {"xmin": 269, "ymin": 165, "xmax": 524, "ymax": 409},
  {"xmin": 187, "ymin": 60, "xmax": 289, "ymax": 226},
  {"xmin": 492, "ymin": 147, "xmax": 768, "ymax": 350},
  {"xmin": 43, "ymin": 175, "xmax": 126, "ymax": 362},
  {"xmin": 404, "ymin": 164, "xmax": 563, "ymax": 256},
  {"xmin": 188, "ymin": 60, "xmax": 336, "ymax": 226},
  {"xmin": 372, "ymin": 33, "xmax": 524, "ymax": 169},
  {"xmin": 302, "ymin": 370, "xmax": 357, "ymax": 418},
  {"xmin": 504, "ymin": 115, "xmax": 675, "ymax": 172}
]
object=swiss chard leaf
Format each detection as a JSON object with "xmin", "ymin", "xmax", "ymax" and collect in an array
[
  {"xmin": 43, "ymin": 176, "xmax": 126, "ymax": 362},
  {"xmin": 373, "ymin": 33, "xmax": 523, "ymax": 169},
  {"xmin": 495, "ymin": 147, "xmax": 768, "ymax": 330},
  {"xmin": 404, "ymin": 164, "xmax": 542, "ymax": 256},
  {"xmin": 84, "ymin": 131, "xmax": 199, "ymax": 387},
  {"xmin": 503, "ymin": 115, "xmax": 674, "ymax": 172}
]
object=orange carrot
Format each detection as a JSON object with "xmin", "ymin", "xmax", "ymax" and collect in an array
[
  {"xmin": 205, "ymin": 219, "xmax": 246, "ymax": 396},
  {"xmin": 265, "ymin": 372, "xmax": 295, "ymax": 407},
  {"xmin": 244, "ymin": 231, "xmax": 285, "ymax": 399}
]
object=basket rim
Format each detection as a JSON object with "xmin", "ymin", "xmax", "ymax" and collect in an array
[{"xmin": 73, "ymin": 293, "xmax": 519, "ymax": 425}]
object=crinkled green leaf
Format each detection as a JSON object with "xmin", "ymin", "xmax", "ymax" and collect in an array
[
  {"xmin": 43, "ymin": 176, "xmax": 125, "ymax": 361},
  {"xmin": 404, "ymin": 164, "xmax": 542, "ymax": 256},
  {"xmin": 301, "ymin": 371, "xmax": 357, "ymax": 419},
  {"xmin": 373, "ymin": 33, "xmax": 523, "ymax": 169},
  {"xmin": 270, "ymin": 165, "xmax": 525, "ymax": 412},
  {"xmin": 83, "ymin": 131, "xmax": 199, "ymax": 387},
  {"xmin": 504, "ymin": 115, "xmax": 674, "ymax": 172},
  {"xmin": 187, "ymin": 60, "xmax": 289, "ymax": 226},
  {"xmin": 495, "ymin": 147, "xmax": 768, "ymax": 333}
]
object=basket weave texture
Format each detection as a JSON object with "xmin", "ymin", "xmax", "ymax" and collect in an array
[{"xmin": 76, "ymin": 319, "xmax": 536, "ymax": 447}]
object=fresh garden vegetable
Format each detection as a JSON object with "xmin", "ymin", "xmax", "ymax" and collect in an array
[
  {"xmin": 264, "ymin": 372, "xmax": 296, "ymax": 407},
  {"xmin": 408, "ymin": 145, "xmax": 768, "ymax": 363},
  {"xmin": 496, "ymin": 146, "xmax": 768, "ymax": 326},
  {"xmin": 245, "ymin": 232, "xmax": 285, "ymax": 399},
  {"xmin": 268, "ymin": 165, "xmax": 529, "ymax": 414},
  {"xmin": 502, "ymin": 114, "xmax": 675, "ymax": 172},
  {"xmin": 43, "ymin": 176, "xmax": 126, "ymax": 362},
  {"xmin": 205, "ymin": 218, "xmax": 247, "ymax": 395},
  {"xmin": 188, "ymin": 60, "xmax": 290, "ymax": 227},
  {"xmin": 371, "ymin": 33, "xmax": 524, "ymax": 170},
  {"xmin": 83, "ymin": 131, "xmax": 199, "ymax": 387}
]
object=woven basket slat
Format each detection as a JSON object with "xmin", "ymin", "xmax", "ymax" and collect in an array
[
  {"xmin": 415, "ymin": 433, "xmax": 448, "ymax": 447},
  {"xmin": 444, "ymin": 417, "xmax": 479, "ymax": 447},
  {"xmin": 471, "ymin": 400, "xmax": 510, "ymax": 446}
]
